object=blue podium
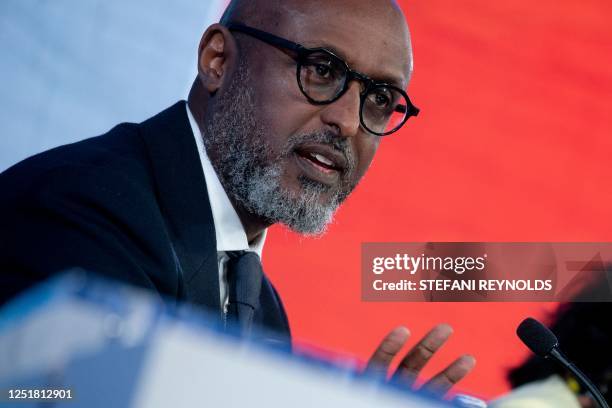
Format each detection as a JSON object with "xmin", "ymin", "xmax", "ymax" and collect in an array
[{"xmin": 0, "ymin": 272, "xmax": 448, "ymax": 408}]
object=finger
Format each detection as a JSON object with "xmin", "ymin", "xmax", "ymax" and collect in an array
[
  {"xmin": 420, "ymin": 354, "xmax": 476, "ymax": 396},
  {"xmin": 365, "ymin": 326, "xmax": 410, "ymax": 375},
  {"xmin": 393, "ymin": 323, "xmax": 453, "ymax": 385}
]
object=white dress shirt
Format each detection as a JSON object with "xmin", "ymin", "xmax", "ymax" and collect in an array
[{"xmin": 186, "ymin": 104, "xmax": 267, "ymax": 312}]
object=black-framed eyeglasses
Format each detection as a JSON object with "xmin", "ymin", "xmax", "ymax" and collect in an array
[{"xmin": 226, "ymin": 22, "xmax": 420, "ymax": 136}]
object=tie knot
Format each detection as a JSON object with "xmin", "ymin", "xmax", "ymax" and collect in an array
[{"xmin": 226, "ymin": 250, "xmax": 247, "ymax": 259}]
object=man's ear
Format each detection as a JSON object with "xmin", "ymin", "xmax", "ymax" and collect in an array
[{"xmin": 197, "ymin": 24, "xmax": 237, "ymax": 94}]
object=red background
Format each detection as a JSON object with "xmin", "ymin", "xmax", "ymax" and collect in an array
[{"xmin": 264, "ymin": 0, "xmax": 612, "ymax": 399}]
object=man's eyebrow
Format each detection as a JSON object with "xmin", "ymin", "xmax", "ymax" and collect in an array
[
  {"xmin": 302, "ymin": 40, "xmax": 407, "ymax": 89},
  {"xmin": 305, "ymin": 41, "xmax": 349, "ymax": 61},
  {"xmin": 373, "ymin": 73, "xmax": 406, "ymax": 89}
]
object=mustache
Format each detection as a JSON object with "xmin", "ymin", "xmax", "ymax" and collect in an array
[{"xmin": 281, "ymin": 130, "xmax": 357, "ymax": 175}]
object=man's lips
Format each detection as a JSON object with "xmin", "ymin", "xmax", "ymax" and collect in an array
[
  {"xmin": 294, "ymin": 144, "xmax": 348, "ymax": 172},
  {"xmin": 293, "ymin": 144, "xmax": 349, "ymax": 186}
]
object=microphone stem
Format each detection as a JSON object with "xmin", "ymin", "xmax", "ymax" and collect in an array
[{"xmin": 550, "ymin": 348, "xmax": 609, "ymax": 408}]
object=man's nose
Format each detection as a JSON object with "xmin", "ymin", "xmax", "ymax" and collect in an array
[{"xmin": 319, "ymin": 82, "xmax": 361, "ymax": 138}]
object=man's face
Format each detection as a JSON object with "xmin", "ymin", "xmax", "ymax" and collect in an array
[{"xmin": 205, "ymin": 1, "xmax": 412, "ymax": 234}]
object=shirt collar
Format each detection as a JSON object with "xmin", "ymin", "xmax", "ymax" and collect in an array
[{"xmin": 186, "ymin": 103, "xmax": 266, "ymax": 258}]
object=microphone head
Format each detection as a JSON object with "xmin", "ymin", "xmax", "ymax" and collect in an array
[{"xmin": 517, "ymin": 317, "xmax": 559, "ymax": 357}]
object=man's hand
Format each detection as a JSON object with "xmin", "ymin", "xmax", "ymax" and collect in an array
[{"xmin": 365, "ymin": 324, "xmax": 476, "ymax": 396}]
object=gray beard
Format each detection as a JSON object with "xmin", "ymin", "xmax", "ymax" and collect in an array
[{"xmin": 202, "ymin": 60, "xmax": 357, "ymax": 235}]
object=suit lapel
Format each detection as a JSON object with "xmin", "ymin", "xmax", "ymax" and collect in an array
[{"xmin": 138, "ymin": 101, "xmax": 220, "ymax": 320}]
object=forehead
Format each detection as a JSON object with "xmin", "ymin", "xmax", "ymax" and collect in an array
[{"xmin": 277, "ymin": 2, "xmax": 412, "ymax": 88}]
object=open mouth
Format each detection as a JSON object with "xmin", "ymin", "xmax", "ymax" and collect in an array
[
  {"xmin": 296, "ymin": 151, "xmax": 339, "ymax": 172},
  {"xmin": 293, "ymin": 144, "xmax": 348, "ymax": 186}
]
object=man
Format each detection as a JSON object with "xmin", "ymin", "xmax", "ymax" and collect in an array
[{"xmin": 0, "ymin": 0, "xmax": 475, "ymax": 396}]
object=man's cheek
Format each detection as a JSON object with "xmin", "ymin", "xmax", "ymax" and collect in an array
[{"xmin": 356, "ymin": 143, "xmax": 379, "ymax": 179}]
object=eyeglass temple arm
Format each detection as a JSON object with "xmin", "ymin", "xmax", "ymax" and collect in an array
[
  {"xmin": 226, "ymin": 23, "xmax": 304, "ymax": 53},
  {"xmin": 395, "ymin": 104, "xmax": 420, "ymax": 116}
]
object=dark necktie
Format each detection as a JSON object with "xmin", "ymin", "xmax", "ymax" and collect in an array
[{"xmin": 225, "ymin": 251, "xmax": 263, "ymax": 337}]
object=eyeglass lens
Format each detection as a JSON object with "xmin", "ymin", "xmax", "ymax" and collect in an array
[{"xmin": 298, "ymin": 51, "xmax": 409, "ymax": 135}]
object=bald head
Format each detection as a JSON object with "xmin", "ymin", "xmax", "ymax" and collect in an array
[
  {"xmin": 221, "ymin": 0, "xmax": 403, "ymax": 26},
  {"xmin": 220, "ymin": 0, "xmax": 413, "ymax": 81}
]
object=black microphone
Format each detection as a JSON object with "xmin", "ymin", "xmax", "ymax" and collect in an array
[{"xmin": 517, "ymin": 317, "xmax": 609, "ymax": 408}]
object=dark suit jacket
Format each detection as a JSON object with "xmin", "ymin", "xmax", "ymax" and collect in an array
[{"xmin": 0, "ymin": 101, "xmax": 290, "ymax": 342}]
